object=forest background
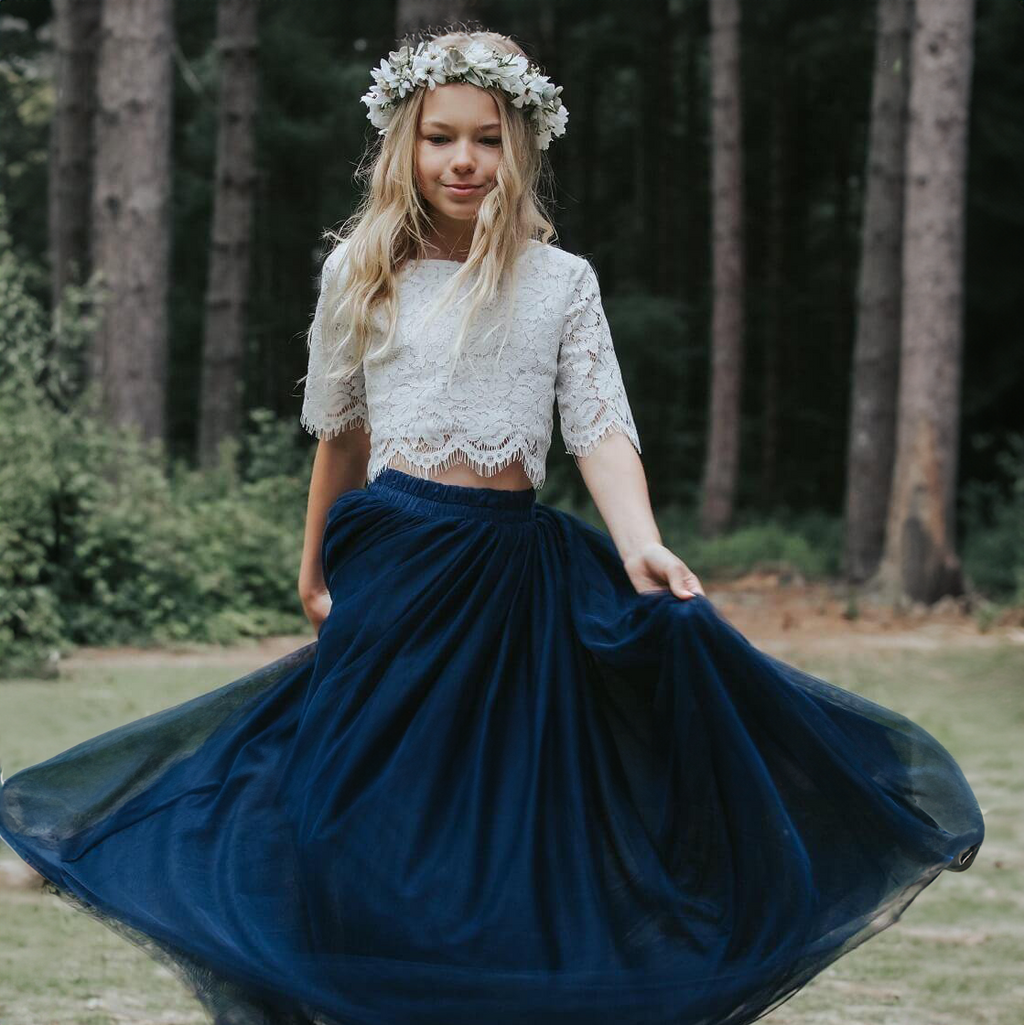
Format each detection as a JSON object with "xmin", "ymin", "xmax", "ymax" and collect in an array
[{"xmin": 0, "ymin": 0, "xmax": 1021, "ymax": 676}]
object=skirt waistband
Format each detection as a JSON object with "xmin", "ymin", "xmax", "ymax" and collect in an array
[{"xmin": 367, "ymin": 467, "xmax": 537, "ymax": 523}]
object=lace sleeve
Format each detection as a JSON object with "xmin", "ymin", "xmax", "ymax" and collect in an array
[
  {"xmin": 555, "ymin": 260, "xmax": 641, "ymax": 458},
  {"xmin": 299, "ymin": 245, "xmax": 370, "ymax": 440}
]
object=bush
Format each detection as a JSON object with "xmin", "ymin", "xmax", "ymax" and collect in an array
[
  {"xmin": 0, "ymin": 385, "xmax": 314, "ymax": 678},
  {"xmin": 663, "ymin": 507, "xmax": 841, "ymax": 583},
  {"xmin": 961, "ymin": 432, "xmax": 1024, "ymax": 604},
  {"xmin": 0, "ymin": 196, "xmax": 313, "ymax": 679}
]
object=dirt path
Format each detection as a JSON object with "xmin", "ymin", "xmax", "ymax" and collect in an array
[
  {"xmin": 54, "ymin": 573, "xmax": 1024, "ymax": 673},
  {"xmin": 704, "ymin": 571, "xmax": 1024, "ymax": 654}
]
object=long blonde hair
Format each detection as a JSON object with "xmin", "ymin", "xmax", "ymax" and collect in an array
[{"xmin": 304, "ymin": 28, "xmax": 559, "ymax": 397}]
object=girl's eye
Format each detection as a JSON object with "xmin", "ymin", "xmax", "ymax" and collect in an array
[{"xmin": 426, "ymin": 136, "xmax": 502, "ymax": 146}]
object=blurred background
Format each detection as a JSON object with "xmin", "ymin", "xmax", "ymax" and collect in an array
[{"xmin": 0, "ymin": 0, "xmax": 1022, "ymax": 677}]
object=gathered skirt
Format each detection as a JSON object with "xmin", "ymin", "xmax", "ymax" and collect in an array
[{"xmin": 0, "ymin": 466, "xmax": 984, "ymax": 1025}]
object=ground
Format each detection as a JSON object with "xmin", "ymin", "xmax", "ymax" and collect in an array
[{"xmin": 1, "ymin": 576, "xmax": 1022, "ymax": 1025}]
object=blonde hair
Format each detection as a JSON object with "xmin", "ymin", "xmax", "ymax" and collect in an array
[{"xmin": 304, "ymin": 28, "xmax": 559, "ymax": 397}]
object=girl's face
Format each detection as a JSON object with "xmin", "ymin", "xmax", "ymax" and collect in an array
[{"xmin": 415, "ymin": 83, "xmax": 502, "ymax": 226}]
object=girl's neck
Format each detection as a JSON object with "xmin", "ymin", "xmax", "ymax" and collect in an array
[{"xmin": 420, "ymin": 227, "xmax": 474, "ymax": 263}]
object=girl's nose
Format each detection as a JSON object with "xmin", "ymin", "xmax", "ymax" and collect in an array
[{"xmin": 451, "ymin": 144, "xmax": 475, "ymax": 170}]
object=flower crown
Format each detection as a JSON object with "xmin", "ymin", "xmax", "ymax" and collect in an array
[{"xmin": 360, "ymin": 40, "xmax": 569, "ymax": 151}]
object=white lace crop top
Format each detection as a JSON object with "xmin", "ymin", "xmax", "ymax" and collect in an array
[{"xmin": 299, "ymin": 238, "xmax": 641, "ymax": 491}]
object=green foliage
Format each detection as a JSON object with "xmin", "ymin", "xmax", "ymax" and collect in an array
[
  {"xmin": 0, "ymin": 391, "xmax": 313, "ymax": 678},
  {"xmin": 666, "ymin": 507, "xmax": 842, "ymax": 583},
  {"xmin": 606, "ymin": 290, "xmax": 705, "ymax": 508},
  {"xmin": 0, "ymin": 202, "xmax": 314, "ymax": 678},
  {"xmin": 570, "ymin": 483, "xmax": 843, "ymax": 583},
  {"xmin": 961, "ymin": 432, "xmax": 1024, "ymax": 605}
]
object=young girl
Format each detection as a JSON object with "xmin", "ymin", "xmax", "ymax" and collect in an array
[{"xmin": 0, "ymin": 28, "xmax": 984, "ymax": 1025}]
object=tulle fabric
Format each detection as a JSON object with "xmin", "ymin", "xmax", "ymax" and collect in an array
[{"xmin": 0, "ymin": 467, "xmax": 983, "ymax": 1025}]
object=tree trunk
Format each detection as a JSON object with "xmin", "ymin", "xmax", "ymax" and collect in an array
[
  {"xmin": 699, "ymin": 0, "xmax": 745, "ymax": 536},
  {"xmin": 758, "ymin": 23, "xmax": 793, "ymax": 509},
  {"xmin": 680, "ymin": 0, "xmax": 703, "ymax": 300},
  {"xmin": 844, "ymin": 0, "xmax": 912, "ymax": 583},
  {"xmin": 872, "ymin": 0, "xmax": 975, "ymax": 605},
  {"xmin": 197, "ymin": 0, "xmax": 260, "ymax": 469},
  {"xmin": 89, "ymin": 0, "xmax": 174, "ymax": 443},
  {"xmin": 49, "ymin": 0, "xmax": 101, "ymax": 306}
]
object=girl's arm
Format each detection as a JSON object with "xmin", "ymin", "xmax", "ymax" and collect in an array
[
  {"xmin": 297, "ymin": 240, "xmax": 370, "ymax": 628},
  {"xmin": 555, "ymin": 258, "xmax": 703, "ymax": 601},
  {"xmin": 298, "ymin": 429, "xmax": 371, "ymax": 628},
  {"xmin": 574, "ymin": 432, "xmax": 704, "ymax": 601}
]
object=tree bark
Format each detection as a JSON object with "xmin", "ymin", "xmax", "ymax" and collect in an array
[
  {"xmin": 197, "ymin": 0, "xmax": 260, "ymax": 469},
  {"xmin": 680, "ymin": 0, "xmax": 705, "ymax": 299},
  {"xmin": 49, "ymin": 0, "xmax": 101, "ymax": 306},
  {"xmin": 89, "ymin": 0, "xmax": 174, "ymax": 443},
  {"xmin": 873, "ymin": 0, "xmax": 975, "ymax": 605},
  {"xmin": 844, "ymin": 0, "xmax": 912, "ymax": 583},
  {"xmin": 758, "ymin": 21, "xmax": 794, "ymax": 509},
  {"xmin": 699, "ymin": 0, "xmax": 745, "ymax": 536}
]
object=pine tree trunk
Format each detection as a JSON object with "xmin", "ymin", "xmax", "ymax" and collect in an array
[
  {"xmin": 699, "ymin": 0, "xmax": 745, "ymax": 536},
  {"xmin": 89, "ymin": 0, "xmax": 174, "ymax": 443},
  {"xmin": 844, "ymin": 0, "xmax": 912, "ymax": 583},
  {"xmin": 197, "ymin": 0, "xmax": 260, "ymax": 469},
  {"xmin": 873, "ymin": 0, "xmax": 975, "ymax": 605},
  {"xmin": 759, "ymin": 24, "xmax": 793, "ymax": 509},
  {"xmin": 49, "ymin": 0, "xmax": 101, "ymax": 306}
]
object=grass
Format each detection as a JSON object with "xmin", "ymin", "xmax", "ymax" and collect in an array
[{"xmin": 0, "ymin": 641, "xmax": 1022, "ymax": 1024}]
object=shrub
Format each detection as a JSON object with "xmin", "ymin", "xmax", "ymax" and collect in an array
[
  {"xmin": 0, "ymin": 195, "xmax": 313, "ymax": 678},
  {"xmin": 961, "ymin": 432, "xmax": 1024, "ymax": 605}
]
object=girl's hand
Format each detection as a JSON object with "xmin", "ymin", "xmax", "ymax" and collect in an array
[
  {"xmin": 300, "ymin": 587, "xmax": 333, "ymax": 634},
  {"xmin": 622, "ymin": 543, "xmax": 705, "ymax": 600}
]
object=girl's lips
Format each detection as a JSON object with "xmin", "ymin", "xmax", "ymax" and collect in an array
[{"xmin": 445, "ymin": 183, "xmax": 483, "ymax": 195}]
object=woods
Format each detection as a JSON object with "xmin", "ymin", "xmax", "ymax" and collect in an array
[{"xmin": 1, "ymin": 0, "xmax": 1021, "ymax": 672}]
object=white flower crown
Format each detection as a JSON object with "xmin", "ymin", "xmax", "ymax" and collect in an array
[{"xmin": 360, "ymin": 40, "xmax": 569, "ymax": 151}]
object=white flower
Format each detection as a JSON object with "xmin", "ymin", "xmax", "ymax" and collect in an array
[
  {"xmin": 360, "ymin": 41, "xmax": 569, "ymax": 150},
  {"xmin": 413, "ymin": 48, "xmax": 446, "ymax": 88},
  {"xmin": 388, "ymin": 46, "xmax": 413, "ymax": 67},
  {"xmin": 463, "ymin": 42, "xmax": 503, "ymax": 75},
  {"xmin": 442, "ymin": 46, "xmax": 471, "ymax": 76},
  {"xmin": 548, "ymin": 103, "xmax": 569, "ymax": 136},
  {"xmin": 492, "ymin": 58, "xmax": 528, "ymax": 96}
]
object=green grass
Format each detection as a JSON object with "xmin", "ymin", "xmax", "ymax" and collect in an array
[
  {"xmin": 0, "ymin": 662, "xmax": 234, "ymax": 1025},
  {"xmin": 766, "ymin": 645, "xmax": 1024, "ymax": 1025},
  {"xmin": 1, "ymin": 642, "xmax": 1022, "ymax": 1024}
]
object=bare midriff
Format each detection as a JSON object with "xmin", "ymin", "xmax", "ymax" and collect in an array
[{"xmin": 384, "ymin": 453, "xmax": 534, "ymax": 492}]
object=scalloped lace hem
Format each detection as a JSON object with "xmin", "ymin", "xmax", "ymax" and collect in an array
[
  {"xmin": 300, "ymin": 408, "xmax": 372, "ymax": 440},
  {"xmin": 369, "ymin": 436, "xmax": 549, "ymax": 490},
  {"xmin": 562, "ymin": 417, "xmax": 642, "ymax": 459}
]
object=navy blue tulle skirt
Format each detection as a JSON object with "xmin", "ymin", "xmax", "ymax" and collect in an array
[{"xmin": 0, "ymin": 467, "xmax": 983, "ymax": 1025}]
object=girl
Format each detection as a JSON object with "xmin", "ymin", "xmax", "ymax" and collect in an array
[{"xmin": 0, "ymin": 28, "xmax": 983, "ymax": 1025}]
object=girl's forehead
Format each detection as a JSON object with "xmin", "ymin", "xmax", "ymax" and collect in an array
[{"xmin": 420, "ymin": 82, "xmax": 500, "ymax": 123}]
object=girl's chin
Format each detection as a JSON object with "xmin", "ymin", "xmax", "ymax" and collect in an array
[
  {"xmin": 435, "ymin": 199, "xmax": 479, "ymax": 218},
  {"xmin": 439, "ymin": 192, "xmax": 482, "ymax": 205}
]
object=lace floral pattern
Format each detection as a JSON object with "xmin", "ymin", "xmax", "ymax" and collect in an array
[
  {"xmin": 299, "ymin": 240, "xmax": 641, "ymax": 491},
  {"xmin": 299, "ymin": 246, "xmax": 371, "ymax": 442},
  {"xmin": 555, "ymin": 259, "xmax": 642, "ymax": 461}
]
